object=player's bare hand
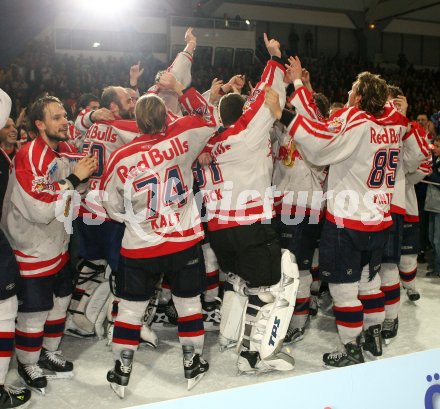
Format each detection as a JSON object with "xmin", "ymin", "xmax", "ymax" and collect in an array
[
  {"xmin": 158, "ymin": 72, "xmax": 177, "ymax": 90},
  {"xmin": 209, "ymin": 78, "xmax": 224, "ymax": 104},
  {"xmin": 393, "ymin": 95, "xmax": 408, "ymax": 116},
  {"xmin": 248, "ymin": 80, "xmax": 255, "ymax": 95},
  {"xmin": 73, "ymin": 155, "xmax": 98, "ymax": 181},
  {"xmin": 130, "ymin": 61, "xmax": 144, "ymax": 83},
  {"xmin": 285, "ymin": 56, "xmax": 302, "ymax": 83},
  {"xmin": 91, "ymin": 108, "xmax": 115, "ymax": 122},
  {"xmin": 264, "ymin": 86, "xmax": 282, "ymax": 119},
  {"xmin": 228, "ymin": 74, "xmax": 245, "ymax": 91},
  {"xmin": 198, "ymin": 152, "xmax": 212, "ymax": 166},
  {"xmin": 185, "ymin": 27, "xmax": 197, "ymax": 45},
  {"xmin": 264, "ymin": 33, "xmax": 281, "ymax": 58}
]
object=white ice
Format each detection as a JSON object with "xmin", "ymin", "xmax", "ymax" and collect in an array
[{"xmin": 6, "ymin": 264, "xmax": 440, "ymax": 409}]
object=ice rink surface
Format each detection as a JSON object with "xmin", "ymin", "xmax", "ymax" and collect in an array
[{"xmin": 6, "ymin": 264, "xmax": 440, "ymax": 409}]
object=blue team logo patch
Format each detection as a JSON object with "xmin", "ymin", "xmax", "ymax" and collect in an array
[{"xmin": 48, "ymin": 160, "xmax": 58, "ymax": 177}]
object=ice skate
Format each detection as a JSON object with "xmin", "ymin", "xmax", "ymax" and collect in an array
[
  {"xmin": 0, "ymin": 384, "xmax": 31, "ymax": 409},
  {"xmin": 309, "ymin": 292, "xmax": 319, "ymax": 317},
  {"xmin": 107, "ymin": 349, "xmax": 134, "ymax": 399},
  {"xmin": 284, "ymin": 313, "xmax": 310, "ymax": 345},
  {"xmin": 38, "ymin": 348, "xmax": 73, "ymax": 379},
  {"xmin": 406, "ymin": 288, "xmax": 420, "ymax": 302},
  {"xmin": 323, "ymin": 341, "xmax": 364, "ymax": 368},
  {"xmin": 202, "ymin": 298, "xmax": 221, "ymax": 331},
  {"xmin": 237, "ymin": 349, "xmax": 295, "ymax": 375},
  {"xmin": 284, "ymin": 327, "xmax": 305, "ymax": 344},
  {"xmin": 152, "ymin": 300, "xmax": 178, "ymax": 328},
  {"xmin": 237, "ymin": 350, "xmax": 266, "ymax": 375},
  {"xmin": 218, "ymin": 334, "xmax": 237, "ymax": 352},
  {"xmin": 183, "ymin": 346, "xmax": 209, "ymax": 390},
  {"xmin": 17, "ymin": 361, "xmax": 47, "ymax": 396},
  {"xmin": 382, "ymin": 317, "xmax": 398, "ymax": 345},
  {"xmin": 362, "ymin": 324, "xmax": 382, "ymax": 359}
]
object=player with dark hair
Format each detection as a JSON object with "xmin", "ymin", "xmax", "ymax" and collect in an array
[{"xmin": 1, "ymin": 95, "xmax": 97, "ymax": 394}]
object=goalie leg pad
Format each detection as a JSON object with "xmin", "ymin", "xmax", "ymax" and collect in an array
[
  {"xmin": 247, "ymin": 249, "xmax": 299, "ymax": 370},
  {"xmin": 72, "ymin": 280, "xmax": 110, "ymax": 335},
  {"xmin": 219, "ymin": 275, "xmax": 247, "ymax": 350},
  {"xmin": 140, "ymin": 325, "xmax": 158, "ymax": 349},
  {"xmin": 68, "ymin": 259, "xmax": 107, "ymax": 336}
]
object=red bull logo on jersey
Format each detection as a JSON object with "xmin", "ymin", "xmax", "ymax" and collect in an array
[
  {"xmin": 327, "ymin": 117, "xmax": 344, "ymax": 132},
  {"xmin": 88, "ymin": 125, "xmax": 117, "ymax": 143},
  {"xmin": 370, "ymin": 127, "xmax": 401, "ymax": 144},
  {"xmin": 31, "ymin": 177, "xmax": 54, "ymax": 193},
  {"xmin": 117, "ymin": 138, "xmax": 189, "ymax": 182}
]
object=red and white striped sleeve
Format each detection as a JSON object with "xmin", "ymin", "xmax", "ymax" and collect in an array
[
  {"xmin": 403, "ymin": 121, "xmax": 430, "ymax": 174},
  {"xmin": 290, "ymin": 86, "xmax": 323, "ymax": 121},
  {"xmin": 287, "ymin": 107, "xmax": 367, "ymax": 166}
]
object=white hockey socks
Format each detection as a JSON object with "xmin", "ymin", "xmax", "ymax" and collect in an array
[
  {"xmin": 16, "ymin": 311, "xmax": 49, "ymax": 365},
  {"xmin": 173, "ymin": 295, "xmax": 204, "ymax": 355},
  {"xmin": 112, "ymin": 299, "xmax": 147, "ymax": 361},
  {"xmin": 43, "ymin": 295, "xmax": 71, "ymax": 352},
  {"xmin": 379, "ymin": 263, "xmax": 400, "ymax": 320},
  {"xmin": 0, "ymin": 296, "xmax": 17, "ymax": 384}
]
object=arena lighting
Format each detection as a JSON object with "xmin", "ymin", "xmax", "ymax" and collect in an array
[
  {"xmin": 92, "ymin": 42, "xmax": 101, "ymax": 48},
  {"xmin": 77, "ymin": 0, "xmax": 132, "ymax": 15}
]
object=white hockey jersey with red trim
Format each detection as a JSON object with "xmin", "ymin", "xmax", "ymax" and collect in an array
[
  {"xmin": 287, "ymin": 105, "xmax": 408, "ymax": 231},
  {"xmin": 377, "ymin": 104, "xmax": 427, "ymax": 216},
  {"xmin": 147, "ymin": 51, "xmax": 193, "ymax": 116},
  {"xmin": 272, "ymin": 126, "xmax": 326, "ymax": 217},
  {"xmin": 80, "ymin": 119, "xmax": 140, "ymax": 218},
  {"xmin": 274, "ymin": 86, "xmax": 327, "ymax": 217},
  {"xmin": 1, "ymin": 137, "xmax": 86, "ymax": 277},
  {"xmin": 100, "ymin": 88, "xmax": 217, "ymax": 258},
  {"xmin": 200, "ymin": 58, "xmax": 286, "ymax": 231},
  {"xmin": 403, "ymin": 122, "xmax": 431, "ymax": 221}
]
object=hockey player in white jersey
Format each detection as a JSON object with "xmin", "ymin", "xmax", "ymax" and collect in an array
[
  {"xmin": 0, "ymin": 88, "xmax": 31, "ymax": 408},
  {"xmin": 199, "ymin": 35, "xmax": 299, "ymax": 374},
  {"xmin": 379, "ymin": 86, "xmax": 429, "ymax": 346},
  {"xmin": 146, "ymin": 27, "xmax": 196, "ymax": 116},
  {"xmin": 272, "ymin": 64, "xmax": 329, "ymax": 344},
  {"xmin": 399, "ymin": 123, "xmax": 431, "ymax": 301},
  {"xmin": 101, "ymin": 76, "xmax": 217, "ymax": 397},
  {"xmin": 265, "ymin": 67, "xmax": 408, "ymax": 367},
  {"xmin": 1, "ymin": 96, "xmax": 97, "ymax": 394},
  {"xmin": 66, "ymin": 86, "xmax": 138, "ymax": 339}
]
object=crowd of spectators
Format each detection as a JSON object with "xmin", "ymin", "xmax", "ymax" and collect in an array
[{"xmin": 0, "ymin": 37, "xmax": 439, "ymax": 125}]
